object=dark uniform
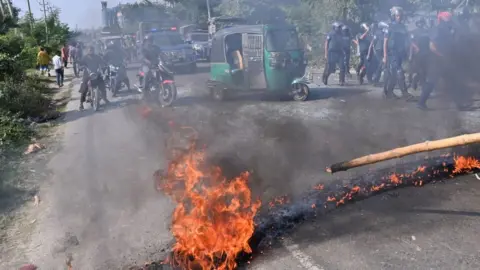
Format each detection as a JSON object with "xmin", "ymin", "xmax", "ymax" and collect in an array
[
  {"xmin": 383, "ymin": 20, "xmax": 411, "ymax": 98},
  {"xmin": 418, "ymin": 14, "xmax": 455, "ymax": 109},
  {"xmin": 322, "ymin": 23, "xmax": 345, "ymax": 85},
  {"xmin": 356, "ymin": 30, "xmax": 371, "ymax": 83},
  {"xmin": 409, "ymin": 24, "xmax": 430, "ymax": 90},
  {"xmin": 371, "ymin": 25, "xmax": 386, "ymax": 84},
  {"xmin": 341, "ymin": 26, "xmax": 352, "ymax": 75}
]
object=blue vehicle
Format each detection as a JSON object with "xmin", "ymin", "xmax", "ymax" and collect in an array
[{"xmin": 138, "ymin": 22, "xmax": 197, "ymax": 73}]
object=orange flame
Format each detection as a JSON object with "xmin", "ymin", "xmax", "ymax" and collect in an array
[
  {"xmin": 313, "ymin": 154, "xmax": 480, "ymax": 212},
  {"xmin": 158, "ymin": 141, "xmax": 261, "ymax": 270},
  {"xmin": 268, "ymin": 195, "xmax": 289, "ymax": 209},
  {"xmin": 453, "ymin": 155, "xmax": 480, "ymax": 174}
]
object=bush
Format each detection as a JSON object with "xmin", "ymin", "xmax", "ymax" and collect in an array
[
  {"xmin": 0, "ymin": 110, "xmax": 32, "ymax": 146},
  {"xmin": 0, "ymin": 53, "xmax": 24, "ymax": 80},
  {"xmin": 0, "ymin": 75, "xmax": 51, "ymax": 119}
]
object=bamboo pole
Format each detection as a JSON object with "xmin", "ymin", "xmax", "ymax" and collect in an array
[{"xmin": 326, "ymin": 133, "xmax": 480, "ymax": 174}]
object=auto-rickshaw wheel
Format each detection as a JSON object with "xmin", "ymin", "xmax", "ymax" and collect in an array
[
  {"xmin": 210, "ymin": 87, "xmax": 226, "ymax": 101},
  {"xmin": 292, "ymin": 83, "xmax": 309, "ymax": 102}
]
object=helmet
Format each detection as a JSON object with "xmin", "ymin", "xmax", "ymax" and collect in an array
[
  {"xmin": 437, "ymin": 11, "xmax": 452, "ymax": 23},
  {"xmin": 390, "ymin": 6, "xmax": 404, "ymax": 20},
  {"xmin": 332, "ymin": 22, "xmax": 342, "ymax": 31},
  {"xmin": 341, "ymin": 25, "xmax": 350, "ymax": 33}
]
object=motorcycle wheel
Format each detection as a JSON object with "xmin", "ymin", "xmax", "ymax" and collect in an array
[
  {"xmin": 292, "ymin": 83, "xmax": 309, "ymax": 102},
  {"xmin": 160, "ymin": 83, "xmax": 177, "ymax": 107},
  {"xmin": 93, "ymin": 86, "xmax": 100, "ymax": 111}
]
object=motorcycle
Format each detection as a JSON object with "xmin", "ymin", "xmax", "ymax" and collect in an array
[
  {"xmin": 105, "ymin": 63, "xmax": 130, "ymax": 97},
  {"xmin": 85, "ymin": 69, "xmax": 104, "ymax": 111},
  {"xmin": 135, "ymin": 59, "xmax": 177, "ymax": 107}
]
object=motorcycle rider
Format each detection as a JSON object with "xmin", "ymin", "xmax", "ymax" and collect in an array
[
  {"xmin": 408, "ymin": 18, "xmax": 430, "ymax": 91},
  {"xmin": 103, "ymin": 41, "xmax": 130, "ymax": 96},
  {"xmin": 322, "ymin": 22, "xmax": 346, "ymax": 86},
  {"xmin": 383, "ymin": 6, "xmax": 413, "ymax": 100},
  {"xmin": 78, "ymin": 46, "xmax": 109, "ymax": 110},
  {"xmin": 139, "ymin": 34, "xmax": 161, "ymax": 90},
  {"xmin": 341, "ymin": 25, "xmax": 352, "ymax": 77}
]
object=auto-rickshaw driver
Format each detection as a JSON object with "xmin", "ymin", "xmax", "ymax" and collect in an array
[{"xmin": 225, "ymin": 34, "xmax": 244, "ymax": 85}]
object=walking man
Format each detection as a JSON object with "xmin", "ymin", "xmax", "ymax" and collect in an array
[
  {"xmin": 61, "ymin": 43, "xmax": 69, "ymax": 68},
  {"xmin": 52, "ymin": 51, "xmax": 64, "ymax": 87}
]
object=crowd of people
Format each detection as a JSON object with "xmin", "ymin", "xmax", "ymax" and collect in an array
[{"xmin": 322, "ymin": 6, "xmax": 475, "ymax": 110}]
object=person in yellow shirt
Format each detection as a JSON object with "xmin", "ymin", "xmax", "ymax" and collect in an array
[{"xmin": 37, "ymin": 47, "xmax": 50, "ymax": 76}]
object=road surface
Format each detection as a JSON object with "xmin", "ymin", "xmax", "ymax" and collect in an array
[{"xmin": 1, "ymin": 62, "xmax": 480, "ymax": 269}]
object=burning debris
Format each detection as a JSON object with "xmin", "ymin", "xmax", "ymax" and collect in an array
[
  {"xmin": 326, "ymin": 133, "xmax": 480, "ymax": 173},
  {"xmin": 154, "ymin": 127, "xmax": 261, "ymax": 269},
  {"xmin": 143, "ymin": 110, "xmax": 480, "ymax": 269}
]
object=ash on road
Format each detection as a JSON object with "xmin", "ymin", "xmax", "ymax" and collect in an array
[{"xmin": 1, "ymin": 63, "xmax": 479, "ymax": 270}]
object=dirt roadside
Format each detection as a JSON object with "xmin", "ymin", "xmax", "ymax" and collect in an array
[{"xmin": 0, "ymin": 68, "xmax": 75, "ymax": 268}]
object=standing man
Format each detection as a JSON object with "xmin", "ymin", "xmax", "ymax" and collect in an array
[
  {"xmin": 341, "ymin": 25, "xmax": 352, "ymax": 77},
  {"xmin": 355, "ymin": 23, "xmax": 372, "ymax": 84},
  {"xmin": 369, "ymin": 21, "xmax": 388, "ymax": 86},
  {"xmin": 417, "ymin": 11, "xmax": 455, "ymax": 110},
  {"xmin": 383, "ymin": 6, "xmax": 412, "ymax": 100},
  {"xmin": 61, "ymin": 43, "xmax": 69, "ymax": 68},
  {"xmin": 36, "ymin": 47, "xmax": 50, "ymax": 76},
  {"xmin": 408, "ymin": 18, "xmax": 430, "ymax": 91},
  {"xmin": 322, "ymin": 22, "xmax": 346, "ymax": 86},
  {"xmin": 52, "ymin": 50, "xmax": 64, "ymax": 87}
]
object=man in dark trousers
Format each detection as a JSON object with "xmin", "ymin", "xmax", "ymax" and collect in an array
[
  {"xmin": 78, "ymin": 46, "xmax": 109, "ymax": 110},
  {"xmin": 369, "ymin": 21, "xmax": 388, "ymax": 86},
  {"xmin": 417, "ymin": 11, "xmax": 458, "ymax": 110},
  {"xmin": 383, "ymin": 6, "xmax": 412, "ymax": 100},
  {"xmin": 408, "ymin": 18, "xmax": 430, "ymax": 91},
  {"xmin": 322, "ymin": 22, "xmax": 346, "ymax": 86}
]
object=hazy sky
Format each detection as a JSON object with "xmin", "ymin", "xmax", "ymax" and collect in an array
[{"xmin": 13, "ymin": 0, "xmax": 135, "ymax": 29}]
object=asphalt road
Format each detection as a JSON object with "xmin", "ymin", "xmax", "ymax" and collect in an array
[{"xmin": 3, "ymin": 62, "xmax": 480, "ymax": 269}]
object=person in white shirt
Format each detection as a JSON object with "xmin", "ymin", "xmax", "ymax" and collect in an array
[{"xmin": 52, "ymin": 51, "xmax": 64, "ymax": 87}]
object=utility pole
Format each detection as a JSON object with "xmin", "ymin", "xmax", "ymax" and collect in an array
[
  {"xmin": 5, "ymin": 0, "xmax": 13, "ymax": 17},
  {"xmin": 26, "ymin": 0, "xmax": 34, "ymax": 32},
  {"xmin": 38, "ymin": 0, "xmax": 49, "ymax": 43},
  {"xmin": 0, "ymin": 0, "xmax": 5, "ymax": 19},
  {"xmin": 206, "ymin": 0, "xmax": 211, "ymax": 20}
]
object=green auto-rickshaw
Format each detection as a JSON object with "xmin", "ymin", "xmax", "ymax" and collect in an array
[{"xmin": 207, "ymin": 24, "xmax": 310, "ymax": 101}]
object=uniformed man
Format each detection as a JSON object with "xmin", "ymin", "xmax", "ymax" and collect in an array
[
  {"xmin": 355, "ymin": 22, "xmax": 371, "ymax": 84},
  {"xmin": 383, "ymin": 6, "xmax": 412, "ymax": 99},
  {"xmin": 369, "ymin": 21, "xmax": 388, "ymax": 85},
  {"xmin": 408, "ymin": 18, "xmax": 430, "ymax": 91},
  {"xmin": 322, "ymin": 22, "xmax": 346, "ymax": 86},
  {"xmin": 341, "ymin": 25, "xmax": 352, "ymax": 77},
  {"xmin": 417, "ymin": 11, "xmax": 459, "ymax": 110}
]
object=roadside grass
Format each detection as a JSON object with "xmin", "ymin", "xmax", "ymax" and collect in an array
[{"xmin": 0, "ymin": 71, "xmax": 74, "ymax": 238}]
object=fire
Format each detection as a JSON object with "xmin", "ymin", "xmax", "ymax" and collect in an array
[
  {"xmin": 268, "ymin": 195, "xmax": 289, "ymax": 209},
  {"xmin": 311, "ymin": 154, "xmax": 480, "ymax": 212},
  {"xmin": 157, "ymin": 140, "xmax": 261, "ymax": 270},
  {"xmin": 453, "ymin": 155, "xmax": 480, "ymax": 174}
]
